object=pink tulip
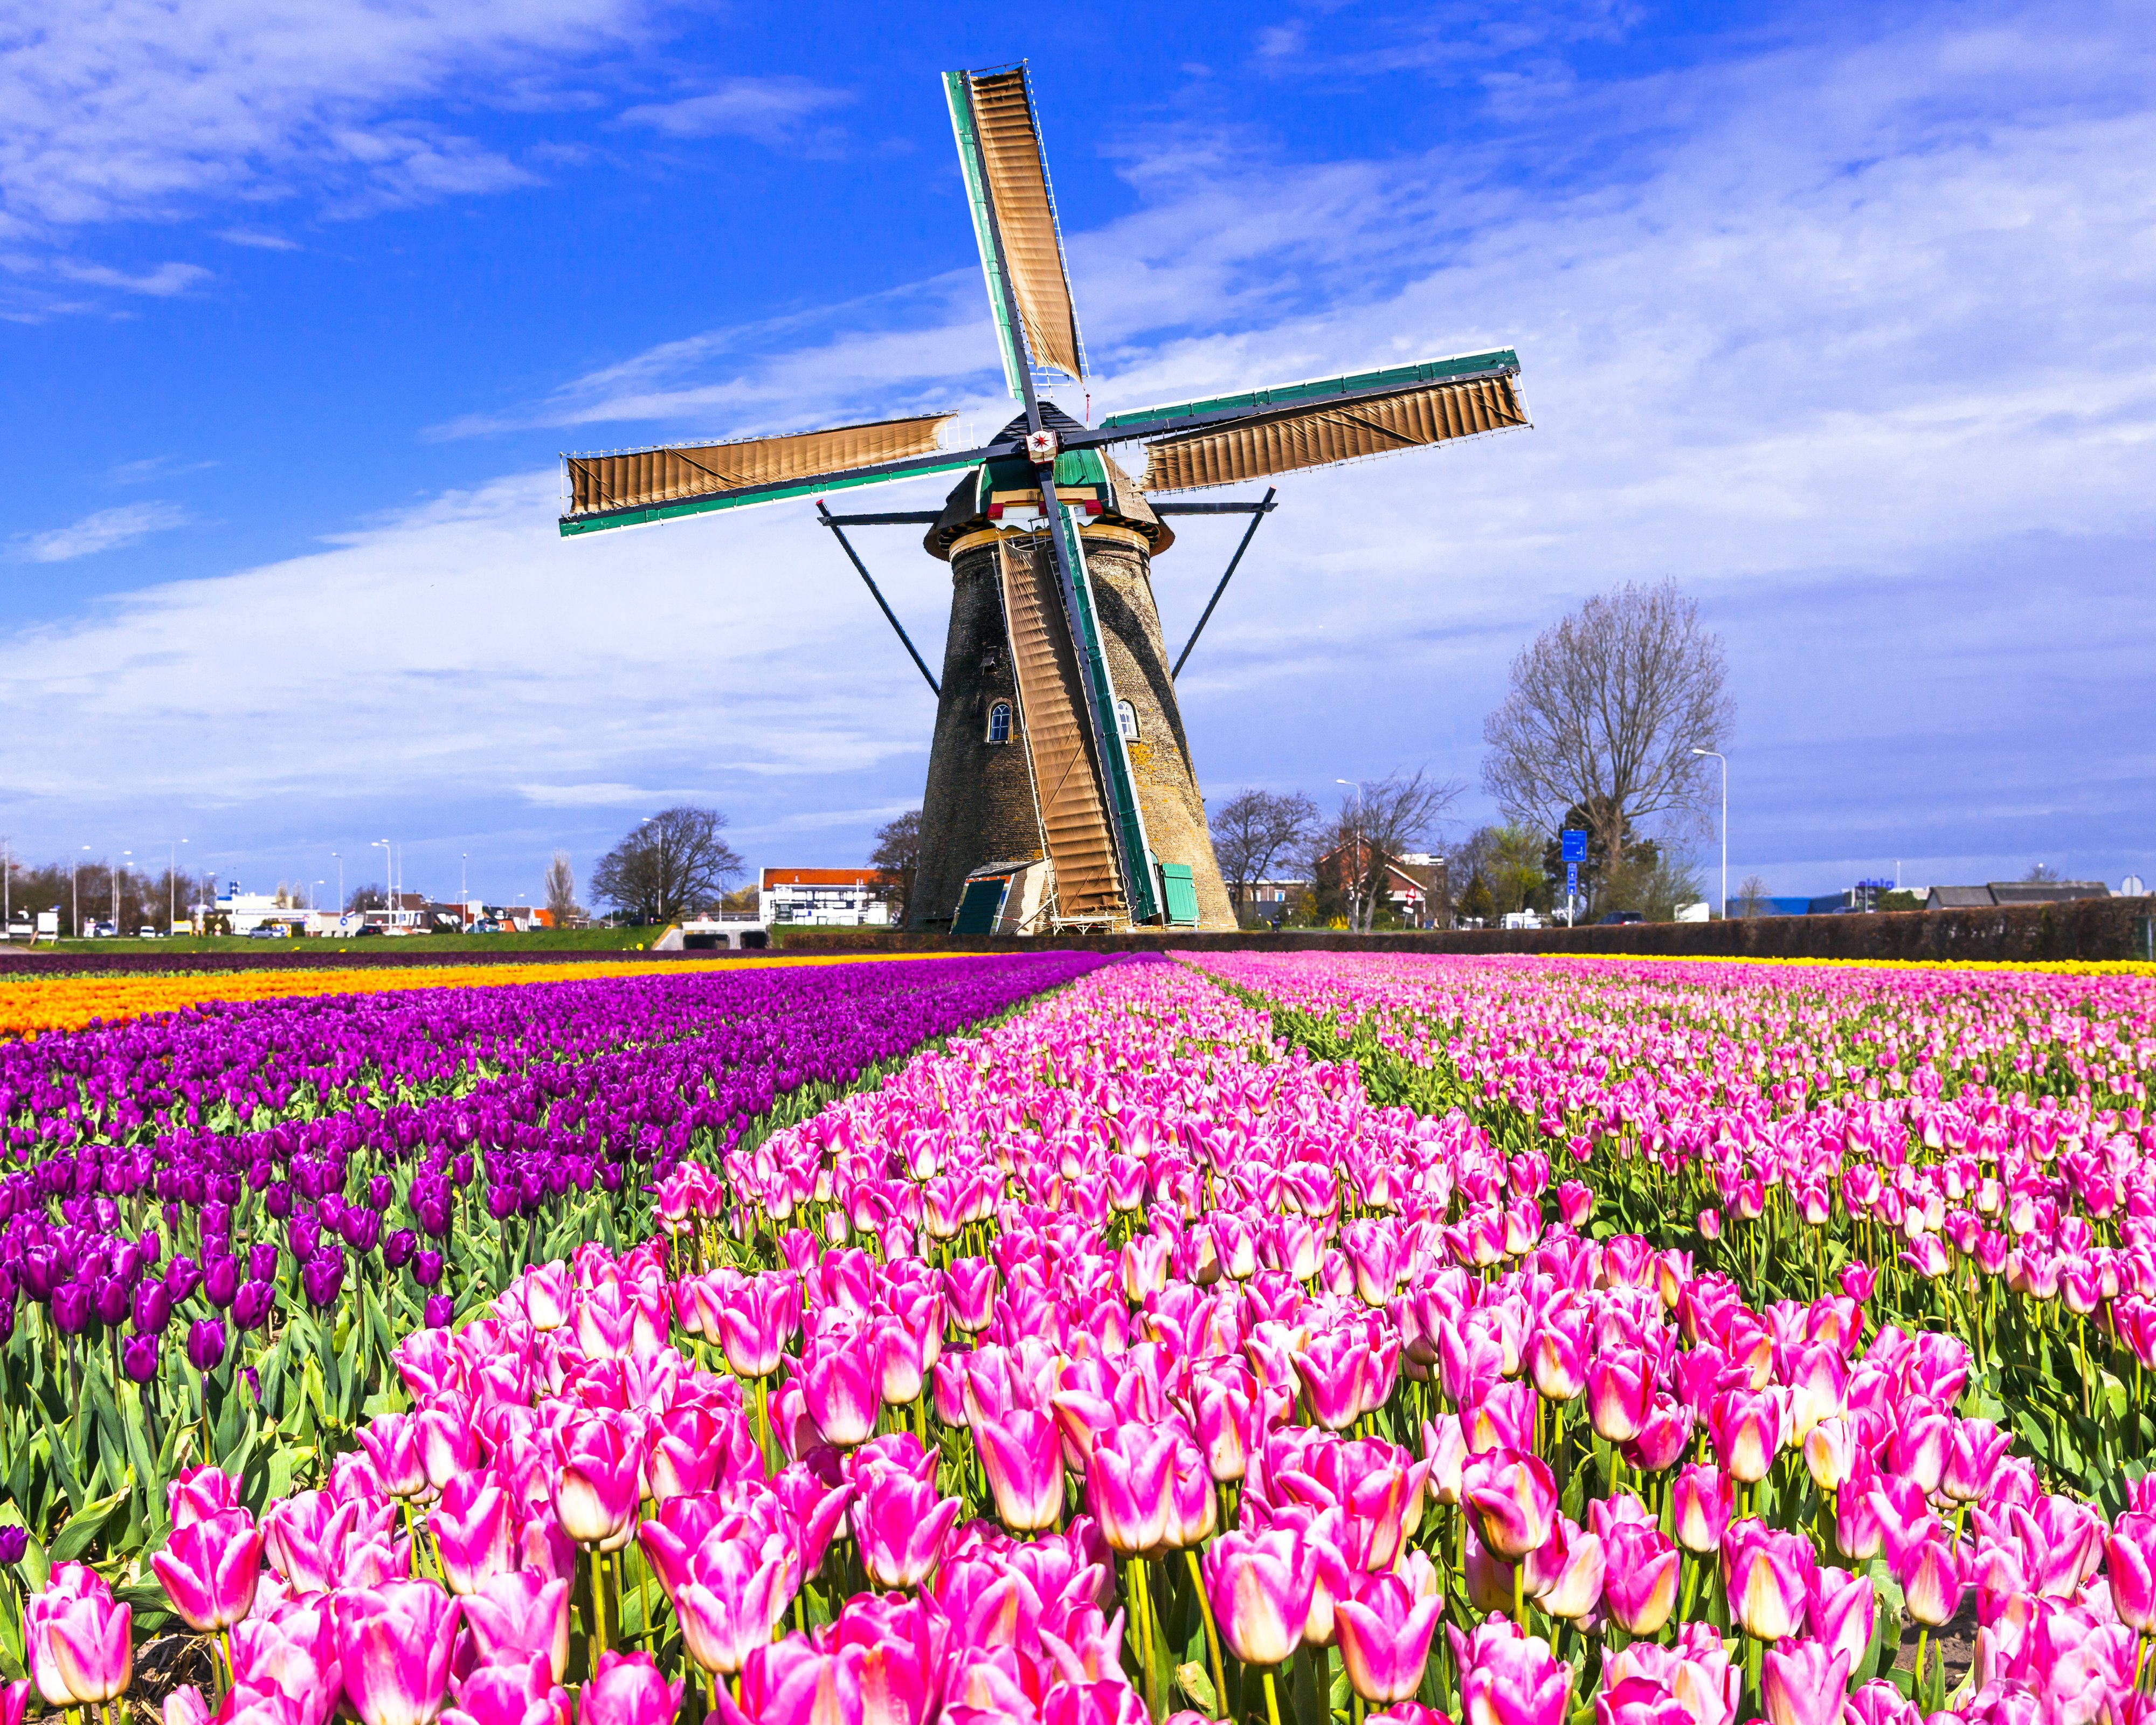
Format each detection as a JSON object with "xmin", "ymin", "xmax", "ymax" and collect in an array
[
  {"xmin": 429, "ymin": 1478, "xmax": 515, "ymax": 1596},
  {"xmin": 27, "ymin": 1568, "xmax": 132, "ymax": 1706},
  {"xmin": 1807, "ymin": 1565, "xmax": 1875, "ymax": 1669},
  {"xmin": 853, "ymin": 1467, "xmax": 961, "ymax": 1590},
  {"xmin": 975, "ymin": 1409, "xmax": 1065, "ymax": 1533},
  {"xmin": 356, "ymin": 1415, "xmax": 430, "ymax": 1501},
  {"xmin": 1088, "ymin": 1424, "xmax": 1178, "ymax": 1555},
  {"xmin": 1671, "ymin": 1465, "xmax": 1733, "ymax": 1555},
  {"xmin": 717, "ymin": 1274, "xmax": 799, "ymax": 1378},
  {"xmin": 1463, "ymin": 1448, "xmax": 1557, "ymax": 1558},
  {"xmin": 1459, "ymin": 1625, "xmax": 1571, "ymax": 1725},
  {"xmin": 1890, "ymin": 1526, "xmax": 1964, "ymax": 1626},
  {"xmin": 1708, "ymin": 1389, "xmax": 1782, "ymax": 1484},
  {"xmin": 1335, "ymin": 1573, "xmax": 1443, "ymax": 1704},
  {"xmin": 550, "ymin": 1416, "xmax": 640, "ymax": 1551},
  {"xmin": 1528, "ymin": 1314, "xmax": 1588, "ymax": 1402},
  {"xmin": 1941, "ymin": 1418, "xmax": 2012, "ymax": 1503},
  {"xmin": 1800, "ymin": 1419, "xmax": 1857, "ymax": 1493},
  {"xmin": 1201, "ymin": 1528, "xmax": 1310, "ymax": 1667},
  {"xmin": 264, "ymin": 1491, "xmax": 365, "ymax": 1597},
  {"xmin": 229, "ymin": 1603, "xmax": 343, "ymax": 1725},
  {"xmin": 1294, "ymin": 1328, "xmax": 1370, "ymax": 1432},
  {"xmin": 676, "ymin": 1537, "xmax": 793, "ymax": 1676},
  {"xmin": 1586, "ymin": 1348, "xmax": 1654, "ymax": 1444},
  {"xmin": 1723, "ymin": 1520, "xmax": 1813, "ymax": 1641},
  {"xmin": 151, "ymin": 1506, "xmax": 264, "ymax": 1631},
  {"xmin": 2106, "ymin": 1512, "xmax": 2156, "ymax": 1633},
  {"xmin": 1190, "ymin": 1369, "xmax": 1264, "ymax": 1484},
  {"xmin": 1604, "ymin": 1522, "xmax": 1681, "ymax": 1636},
  {"xmin": 334, "ymin": 1581, "xmax": 460, "ymax": 1725},
  {"xmin": 461, "ymin": 1572, "xmax": 571, "ymax": 1684},
  {"xmin": 1523, "ymin": 1517, "xmax": 1605, "ymax": 1621},
  {"xmin": 799, "ymin": 1338, "xmax": 880, "ymax": 1447},
  {"xmin": 441, "ymin": 1652, "xmax": 564, "ymax": 1725},
  {"xmin": 576, "ymin": 1652, "xmax": 681, "ymax": 1725},
  {"xmin": 1759, "ymin": 1638, "xmax": 1850, "ymax": 1725},
  {"xmin": 167, "ymin": 1466, "xmax": 243, "ymax": 1530}
]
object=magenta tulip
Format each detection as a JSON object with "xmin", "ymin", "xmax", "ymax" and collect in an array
[
  {"xmin": 2107, "ymin": 1513, "xmax": 2156, "ymax": 1634},
  {"xmin": 430, "ymin": 1478, "xmax": 514, "ymax": 1596},
  {"xmin": 798, "ymin": 1338, "xmax": 880, "ymax": 1448},
  {"xmin": 550, "ymin": 1416, "xmax": 640, "ymax": 1551},
  {"xmin": 1523, "ymin": 1517, "xmax": 1605, "ymax": 1622},
  {"xmin": 1586, "ymin": 1348, "xmax": 1654, "ymax": 1445},
  {"xmin": 576, "ymin": 1652, "xmax": 681, "ymax": 1725},
  {"xmin": 1201, "ymin": 1528, "xmax": 1310, "ymax": 1667},
  {"xmin": 461, "ymin": 1572, "xmax": 571, "ymax": 1685},
  {"xmin": 1336, "ymin": 1573, "xmax": 1444, "ymax": 1705},
  {"xmin": 1604, "ymin": 1522, "xmax": 1681, "ymax": 1636},
  {"xmin": 1088, "ymin": 1424, "xmax": 1178, "ymax": 1555},
  {"xmin": 151, "ymin": 1506, "xmax": 264, "ymax": 1632},
  {"xmin": 1807, "ymin": 1565, "xmax": 1875, "ymax": 1669},
  {"xmin": 1759, "ymin": 1639, "xmax": 1850, "ymax": 1725},
  {"xmin": 27, "ymin": 1569, "xmax": 132, "ymax": 1706},
  {"xmin": 442, "ymin": 1652, "xmax": 563, "ymax": 1725},
  {"xmin": 1459, "ymin": 1627, "xmax": 1571, "ymax": 1725},
  {"xmin": 334, "ymin": 1581, "xmax": 461, "ymax": 1725},
  {"xmin": 852, "ymin": 1468, "xmax": 961, "ymax": 1591},
  {"xmin": 1463, "ymin": 1448, "xmax": 1557, "ymax": 1559},
  {"xmin": 676, "ymin": 1538, "xmax": 793, "ymax": 1677},
  {"xmin": 1723, "ymin": 1521, "xmax": 1813, "ymax": 1641},
  {"xmin": 974, "ymin": 1409, "xmax": 1064, "ymax": 1533},
  {"xmin": 1708, "ymin": 1389, "xmax": 1782, "ymax": 1484}
]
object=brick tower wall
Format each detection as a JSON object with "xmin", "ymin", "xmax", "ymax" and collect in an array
[
  {"xmin": 908, "ymin": 538, "xmax": 1045, "ymax": 932},
  {"xmin": 908, "ymin": 526, "xmax": 1239, "ymax": 933},
  {"xmin": 1080, "ymin": 531, "xmax": 1239, "ymax": 932}
]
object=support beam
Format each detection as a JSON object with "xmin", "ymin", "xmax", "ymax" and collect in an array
[
  {"xmin": 1171, "ymin": 488, "xmax": 1276, "ymax": 680},
  {"xmin": 816, "ymin": 502, "xmax": 940, "ymax": 696},
  {"xmin": 819, "ymin": 510, "xmax": 943, "ymax": 526}
]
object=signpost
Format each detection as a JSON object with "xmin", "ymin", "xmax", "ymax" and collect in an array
[{"xmin": 1561, "ymin": 830, "xmax": 1586, "ymax": 925}]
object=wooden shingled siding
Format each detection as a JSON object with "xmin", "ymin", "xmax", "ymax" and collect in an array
[
  {"xmin": 1138, "ymin": 375, "xmax": 1526, "ymax": 493},
  {"xmin": 564, "ymin": 414, "xmax": 955, "ymax": 515},
  {"xmin": 966, "ymin": 69, "xmax": 1084, "ymax": 382},
  {"xmin": 998, "ymin": 539, "xmax": 1124, "ymax": 921}
]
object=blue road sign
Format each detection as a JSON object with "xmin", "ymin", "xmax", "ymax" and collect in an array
[
  {"xmin": 1561, "ymin": 829, "xmax": 1587, "ymax": 864},
  {"xmin": 1566, "ymin": 861, "xmax": 1579, "ymax": 893}
]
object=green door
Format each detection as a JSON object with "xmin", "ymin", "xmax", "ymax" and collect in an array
[
  {"xmin": 1158, "ymin": 862, "xmax": 1199, "ymax": 927},
  {"xmin": 952, "ymin": 877, "xmax": 1009, "ymax": 935}
]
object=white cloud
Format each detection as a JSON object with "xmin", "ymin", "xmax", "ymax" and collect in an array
[
  {"xmin": 618, "ymin": 75, "xmax": 852, "ymax": 146},
  {"xmin": 215, "ymin": 228, "xmax": 300, "ymax": 251},
  {"xmin": 0, "ymin": 0, "xmax": 646, "ymax": 238},
  {"xmin": 49, "ymin": 258, "xmax": 212, "ymax": 295},
  {"xmin": 13, "ymin": 501, "xmax": 192, "ymax": 562}
]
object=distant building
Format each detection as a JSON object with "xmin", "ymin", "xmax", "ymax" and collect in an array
[
  {"xmin": 1309, "ymin": 841, "xmax": 1449, "ymax": 928},
  {"xmin": 1925, "ymin": 882, "xmax": 2111, "ymax": 911},
  {"xmin": 1238, "ymin": 876, "xmax": 1311, "ymax": 923},
  {"xmin": 759, "ymin": 868, "xmax": 893, "ymax": 927}
]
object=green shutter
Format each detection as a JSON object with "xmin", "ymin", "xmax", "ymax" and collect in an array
[
  {"xmin": 1158, "ymin": 863, "xmax": 1199, "ymax": 927},
  {"xmin": 952, "ymin": 877, "xmax": 1009, "ymax": 935}
]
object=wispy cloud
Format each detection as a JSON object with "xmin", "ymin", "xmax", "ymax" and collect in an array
[
  {"xmin": 13, "ymin": 501, "xmax": 192, "ymax": 562},
  {"xmin": 618, "ymin": 75, "xmax": 852, "ymax": 147},
  {"xmin": 215, "ymin": 229, "xmax": 300, "ymax": 251},
  {"xmin": 50, "ymin": 258, "xmax": 211, "ymax": 295}
]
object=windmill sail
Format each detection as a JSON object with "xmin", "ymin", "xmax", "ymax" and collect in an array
[
  {"xmin": 945, "ymin": 66, "xmax": 1086, "ymax": 387},
  {"xmin": 561, "ymin": 413, "xmax": 968, "ymax": 533},
  {"xmin": 1121, "ymin": 362, "xmax": 1526, "ymax": 492}
]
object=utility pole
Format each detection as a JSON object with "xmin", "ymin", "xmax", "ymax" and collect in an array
[
  {"xmin": 1336, "ymin": 779, "xmax": 1369, "ymax": 932},
  {"xmin": 1691, "ymin": 748, "xmax": 1728, "ymax": 920},
  {"xmin": 168, "ymin": 838, "xmax": 187, "ymax": 935},
  {"xmin": 116, "ymin": 850, "xmax": 129, "ymax": 934}
]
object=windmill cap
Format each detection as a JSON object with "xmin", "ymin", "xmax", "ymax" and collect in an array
[{"xmin": 923, "ymin": 401, "xmax": 1174, "ymax": 560}]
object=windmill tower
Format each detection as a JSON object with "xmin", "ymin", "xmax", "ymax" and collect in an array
[{"xmin": 558, "ymin": 64, "xmax": 1531, "ymax": 934}]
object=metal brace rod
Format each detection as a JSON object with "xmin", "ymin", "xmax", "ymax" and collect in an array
[
  {"xmin": 1153, "ymin": 501, "xmax": 1272, "ymax": 515},
  {"xmin": 816, "ymin": 501, "xmax": 940, "ymax": 696},
  {"xmin": 821, "ymin": 510, "xmax": 942, "ymax": 526},
  {"xmin": 1171, "ymin": 487, "xmax": 1276, "ymax": 679}
]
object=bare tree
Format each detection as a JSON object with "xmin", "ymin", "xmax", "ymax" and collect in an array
[
  {"xmin": 590, "ymin": 806, "xmax": 745, "ymax": 925},
  {"xmin": 1210, "ymin": 790, "xmax": 1318, "ymax": 917},
  {"xmin": 869, "ymin": 810, "xmax": 921, "ymax": 923},
  {"xmin": 2023, "ymin": 862, "xmax": 2061, "ymax": 884},
  {"xmin": 1482, "ymin": 579, "xmax": 1733, "ymax": 873},
  {"xmin": 1736, "ymin": 874, "xmax": 1772, "ymax": 918},
  {"xmin": 544, "ymin": 851, "xmax": 581, "ymax": 926},
  {"xmin": 347, "ymin": 883, "xmax": 388, "ymax": 913},
  {"xmin": 1324, "ymin": 770, "xmax": 1463, "ymax": 933}
]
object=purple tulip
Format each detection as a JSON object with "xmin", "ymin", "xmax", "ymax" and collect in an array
[
  {"xmin": 164, "ymin": 1256, "xmax": 202, "ymax": 1304},
  {"xmin": 424, "ymin": 1294, "xmax": 455, "ymax": 1329},
  {"xmin": 186, "ymin": 1318, "xmax": 226, "ymax": 1372},
  {"xmin": 122, "ymin": 1334, "xmax": 161, "ymax": 1382},
  {"xmin": 232, "ymin": 1281, "xmax": 275, "ymax": 1332},
  {"xmin": 202, "ymin": 1256, "xmax": 239, "ymax": 1310},
  {"xmin": 368, "ymin": 1176, "xmax": 393, "ymax": 1209},
  {"xmin": 286, "ymin": 1217, "xmax": 320, "ymax": 1261},
  {"xmin": 52, "ymin": 1284, "xmax": 91, "ymax": 1335},
  {"xmin": 412, "ymin": 1250, "xmax": 444, "ymax": 1288},
  {"xmin": 301, "ymin": 1248, "xmax": 345, "ymax": 1309},
  {"xmin": 265, "ymin": 1183, "xmax": 293, "ymax": 1219},
  {"xmin": 0, "ymin": 1525, "xmax": 26, "ymax": 1565},
  {"xmin": 383, "ymin": 1230, "xmax": 417, "ymax": 1271},
  {"xmin": 131, "ymin": 1281, "xmax": 172, "ymax": 1336},
  {"xmin": 247, "ymin": 1243, "xmax": 278, "ymax": 1282},
  {"xmin": 341, "ymin": 1210, "xmax": 381, "ymax": 1253}
]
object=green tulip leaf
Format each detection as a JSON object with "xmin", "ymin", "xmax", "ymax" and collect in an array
[{"xmin": 47, "ymin": 1487, "xmax": 129, "ymax": 1563}]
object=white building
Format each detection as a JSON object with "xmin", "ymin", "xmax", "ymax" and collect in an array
[{"xmin": 758, "ymin": 868, "xmax": 893, "ymax": 928}]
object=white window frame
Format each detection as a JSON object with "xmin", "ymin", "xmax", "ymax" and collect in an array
[{"xmin": 987, "ymin": 702, "xmax": 1012, "ymax": 744}]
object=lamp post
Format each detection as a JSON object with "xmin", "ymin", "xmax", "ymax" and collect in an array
[
  {"xmin": 168, "ymin": 838, "xmax": 188, "ymax": 935},
  {"xmin": 331, "ymin": 852, "xmax": 342, "ymax": 916},
  {"xmin": 1335, "ymin": 779, "xmax": 1368, "ymax": 933},
  {"xmin": 374, "ymin": 840, "xmax": 392, "ymax": 923},
  {"xmin": 73, "ymin": 846, "xmax": 89, "ymax": 938},
  {"xmin": 117, "ymin": 850, "xmax": 129, "ymax": 935},
  {"xmin": 1691, "ymin": 748, "xmax": 1727, "ymax": 920}
]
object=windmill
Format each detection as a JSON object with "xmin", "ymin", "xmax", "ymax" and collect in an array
[{"xmin": 558, "ymin": 64, "xmax": 1530, "ymax": 934}]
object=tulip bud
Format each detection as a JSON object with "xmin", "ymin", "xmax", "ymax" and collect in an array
[{"xmin": 185, "ymin": 1319, "xmax": 226, "ymax": 1374}]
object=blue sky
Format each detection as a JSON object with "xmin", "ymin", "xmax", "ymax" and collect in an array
[{"xmin": 3, "ymin": 0, "xmax": 2152, "ymax": 909}]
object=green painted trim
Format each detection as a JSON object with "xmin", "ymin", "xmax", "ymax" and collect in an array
[
  {"xmin": 1097, "ymin": 349, "xmax": 1521, "ymax": 432},
  {"xmin": 556, "ymin": 454, "xmax": 980, "ymax": 536},
  {"xmin": 1053, "ymin": 503, "xmax": 1158, "ymax": 923},
  {"xmin": 945, "ymin": 72, "xmax": 1026, "ymax": 404}
]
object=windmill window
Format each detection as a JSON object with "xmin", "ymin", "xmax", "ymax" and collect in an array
[
  {"xmin": 1116, "ymin": 700, "xmax": 1139, "ymax": 741},
  {"xmin": 987, "ymin": 702, "xmax": 1012, "ymax": 744}
]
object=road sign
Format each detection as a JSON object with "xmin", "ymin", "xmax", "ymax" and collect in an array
[
  {"xmin": 1561, "ymin": 829, "xmax": 1587, "ymax": 864},
  {"xmin": 1566, "ymin": 861, "xmax": 1579, "ymax": 893}
]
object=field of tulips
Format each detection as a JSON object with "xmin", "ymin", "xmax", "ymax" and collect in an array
[
  {"xmin": 0, "ymin": 954, "xmax": 953, "ymax": 1040},
  {"xmin": 8, "ymin": 947, "xmax": 2156, "ymax": 1725}
]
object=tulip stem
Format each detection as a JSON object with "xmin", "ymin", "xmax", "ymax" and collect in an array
[
  {"xmin": 1129, "ymin": 1555, "xmax": 1163, "ymax": 1721},
  {"xmin": 591, "ymin": 1548, "xmax": 610, "ymax": 1663},
  {"xmin": 1184, "ymin": 1547, "xmax": 1229, "ymax": 1720},
  {"xmin": 1261, "ymin": 1668, "xmax": 1283, "ymax": 1725}
]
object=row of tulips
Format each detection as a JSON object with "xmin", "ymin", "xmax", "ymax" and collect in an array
[
  {"xmin": 1183, "ymin": 952, "xmax": 2156, "ymax": 1505},
  {"xmin": 12, "ymin": 949, "xmax": 2155, "ymax": 1725},
  {"xmin": 0, "ymin": 951, "xmax": 1103, "ymax": 1605}
]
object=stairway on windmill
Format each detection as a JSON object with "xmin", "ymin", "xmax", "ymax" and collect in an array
[{"xmin": 554, "ymin": 61, "xmax": 1532, "ymax": 935}]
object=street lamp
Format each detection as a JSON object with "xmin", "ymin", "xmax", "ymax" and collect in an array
[
  {"xmin": 117, "ymin": 850, "xmax": 130, "ymax": 935},
  {"xmin": 331, "ymin": 852, "xmax": 343, "ymax": 916},
  {"xmin": 374, "ymin": 840, "xmax": 392, "ymax": 922},
  {"xmin": 1335, "ymin": 779, "xmax": 1368, "ymax": 932},
  {"xmin": 168, "ymin": 838, "xmax": 188, "ymax": 935},
  {"xmin": 72, "ymin": 845, "xmax": 89, "ymax": 939},
  {"xmin": 1691, "ymin": 748, "xmax": 1728, "ymax": 920}
]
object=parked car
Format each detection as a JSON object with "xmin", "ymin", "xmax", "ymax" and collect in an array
[
  {"xmin": 1597, "ymin": 909, "xmax": 1645, "ymax": 924},
  {"xmin": 138, "ymin": 926, "xmax": 160, "ymax": 939},
  {"xmin": 247, "ymin": 923, "xmax": 289, "ymax": 939},
  {"xmin": 93, "ymin": 921, "xmax": 117, "ymax": 937}
]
